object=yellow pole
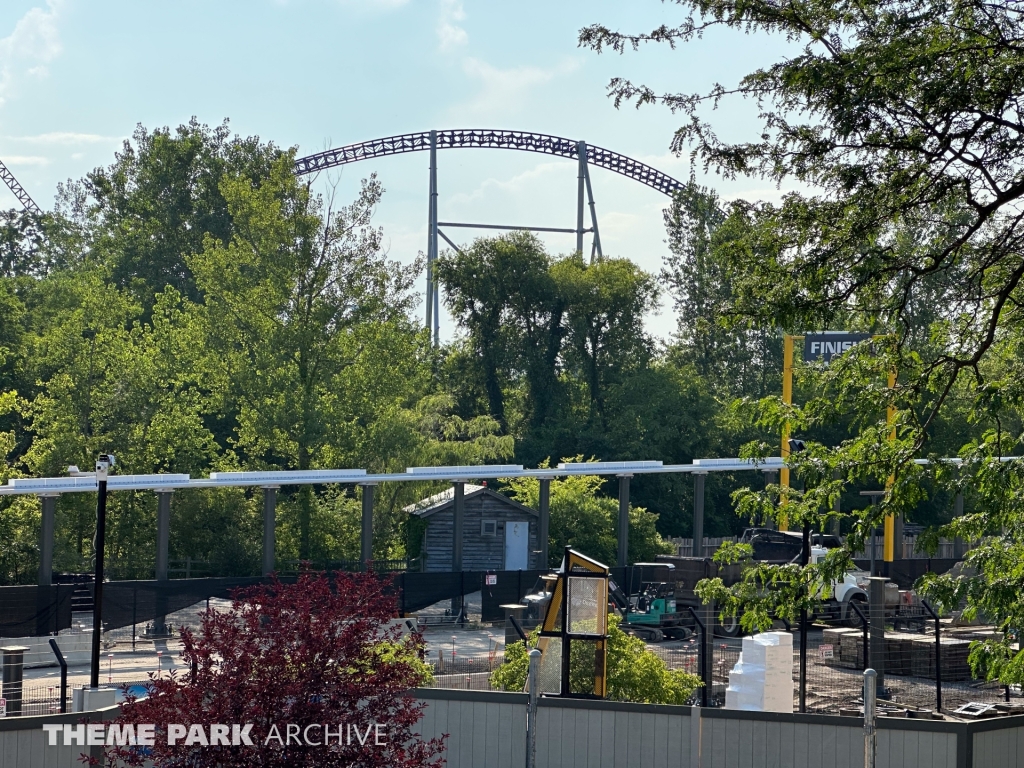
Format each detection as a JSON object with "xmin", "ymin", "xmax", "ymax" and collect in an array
[
  {"xmin": 780, "ymin": 334, "xmax": 794, "ymax": 531},
  {"xmin": 883, "ymin": 368, "xmax": 897, "ymax": 562}
]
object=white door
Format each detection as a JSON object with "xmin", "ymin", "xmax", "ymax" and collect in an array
[{"xmin": 504, "ymin": 521, "xmax": 529, "ymax": 570}]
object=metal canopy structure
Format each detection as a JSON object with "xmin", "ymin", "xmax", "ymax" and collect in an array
[
  {"xmin": 6, "ymin": 455, "xmax": 1017, "ymax": 589},
  {"xmin": 293, "ymin": 129, "xmax": 686, "ymax": 345},
  {"xmin": 0, "ymin": 457, "xmax": 783, "ymax": 497},
  {"xmin": 3, "ymin": 454, "xmax": 1019, "ymax": 498}
]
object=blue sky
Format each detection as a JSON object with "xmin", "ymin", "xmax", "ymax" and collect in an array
[{"xmin": 0, "ymin": 0, "xmax": 795, "ymax": 340}]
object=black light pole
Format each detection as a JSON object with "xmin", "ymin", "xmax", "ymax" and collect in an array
[{"xmin": 89, "ymin": 454, "xmax": 114, "ymax": 689}]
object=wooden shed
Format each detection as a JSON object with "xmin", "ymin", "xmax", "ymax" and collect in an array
[{"xmin": 407, "ymin": 484, "xmax": 540, "ymax": 572}]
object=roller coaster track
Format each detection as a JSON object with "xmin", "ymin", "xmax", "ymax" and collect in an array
[
  {"xmin": 0, "ymin": 158, "xmax": 42, "ymax": 215},
  {"xmin": 294, "ymin": 129, "xmax": 684, "ymax": 198}
]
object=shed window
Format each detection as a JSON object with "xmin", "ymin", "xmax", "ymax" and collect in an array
[{"xmin": 481, "ymin": 520, "xmax": 497, "ymax": 536}]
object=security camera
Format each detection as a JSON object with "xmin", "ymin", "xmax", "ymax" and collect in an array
[{"xmin": 95, "ymin": 454, "xmax": 116, "ymax": 476}]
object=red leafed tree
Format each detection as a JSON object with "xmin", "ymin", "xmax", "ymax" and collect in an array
[{"xmin": 99, "ymin": 572, "xmax": 446, "ymax": 767}]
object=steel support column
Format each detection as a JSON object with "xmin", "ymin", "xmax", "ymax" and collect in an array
[
  {"xmin": 38, "ymin": 495, "xmax": 57, "ymax": 587},
  {"xmin": 426, "ymin": 130, "xmax": 440, "ymax": 344},
  {"xmin": 953, "ymin": 493, "xmax": 965, "ymax": 557},
  {"xmin": 429, "ymin": 130, "xmax": 439, "ymax": 346},
  {"xmin": 617, "ymin": 474, "xmax": 631, "ymax": 567},
  {"xmin": 576, "ymin": 140, "xmax": 587, "ymax": 256},
  {"xmin": 538, "ymin": 478, "xmax": 551, "ymax": 568},
  {"xmin": 451, "ymin": 481, "xmax": 465, "ymax": 615},
  {"xmin": 693, "ymin": 473, "xmax": 706, "ymax": 558},
  {"xmin": 360, "ymin": 483, "xmax": 375, "ymax": 569},
  {"xmin": 584, "ymin": 163, "xmax": 602, "ymax": 261},
  {"xmin": 262, "ymin": 486, "xmax": 278, "ymax": 577},
  {"xmin": 153, "ymin": 490, "xmax": 172, "ymax": 637},
  {"xmin": 155, "ymin": 491, "xmax": 172, "ymax": 582}
]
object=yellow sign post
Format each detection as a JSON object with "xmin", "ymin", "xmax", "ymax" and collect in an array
[{"xmin": 780, "ymin": 333, "xmax": 896, "ymax": 559}]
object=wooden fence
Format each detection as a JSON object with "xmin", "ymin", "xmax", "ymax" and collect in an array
[{"xmin": 668, "ymin": 537, "xmax": 738, "ymax": 558}]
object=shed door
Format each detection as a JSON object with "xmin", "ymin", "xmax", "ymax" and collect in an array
[{"xmin": 504, "ymin": 521, "xmax": 529, "ymax": 570}]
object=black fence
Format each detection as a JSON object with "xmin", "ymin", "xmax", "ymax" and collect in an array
[
  {"xmin": 0, "ymin": 584, "xmax": 75, "ymax": 636},
  {"xmin": 4, "ymin": 571, "xmax": 1019, "ymax": 718}
]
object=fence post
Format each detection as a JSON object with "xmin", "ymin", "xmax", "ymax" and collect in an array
[
  {"xmin": 688, "ymin": 606, "xmax": 709, "ymax": 707},
  {"xmin": 864, "ymin": 669, "xmax": 877, "ymax": 768},
  {"xmin": 868, "ymin": 577, "xmax": 886, "ymax": 697},
  {"xmin": 48, "ymin": 639, "xmax": 67, "ymax": 713},
  {"xmin": 526, "ymin": 648, "xmax": 541, "ymax": 768},
  {"xmin": 922, "ymin": 600, "xmax": 942, "ymax": 712},
  {"xmin": 850, "ymin": 600, "xmax": 869, "ymax": 670},
  {"xmin": 799, "ymin": 522, "xmax": 810, "ymax": 713}
]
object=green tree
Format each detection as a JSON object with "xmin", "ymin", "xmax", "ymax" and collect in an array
[
  {"xmin": 436, "ymin": 232, "xmax": 564, "ymax": 432},
  {"xmin": 555, "ymin": 254, "xmax": 658, "ymax": 428},
  {"xmin": 663, "ymin": 182, "xmax": 781, "ymax": 399},
  {"xmin": 580, "ymin": 0, "xmax": 1024, "ymax": 681},
  {"xmin": 491, "ymin": 615, "xmax": 701, "ymax": 704},
  {"xmin": 189, "ymin": 156, "xmax": 418, "ymax": 559},
  {"xmin": 80, "ymin": 119, "xmax": 281, "ymax": 308}
]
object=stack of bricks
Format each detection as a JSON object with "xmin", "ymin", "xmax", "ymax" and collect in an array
[
  {"xmin": 839, "ymin": 629, "xmax": 867, "ymax": 669},
  {"xmin": 883, "ymin": 632, "xmax": 920, "ymax": 676},
  {"xmin": 910, "ymin": 637, "xmax": 973, "ymax": 680}
]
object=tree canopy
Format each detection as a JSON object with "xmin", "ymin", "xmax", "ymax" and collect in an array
[{"xmin": 580, "ymin": 0, "xmax": 1024, "ymax": 683}]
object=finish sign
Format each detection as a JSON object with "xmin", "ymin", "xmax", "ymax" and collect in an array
[{"xmin": 802, "ymin": 333, "xmax": 871, "ymax": 363}]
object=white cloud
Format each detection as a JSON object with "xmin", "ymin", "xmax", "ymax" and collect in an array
[
  {"xmin": 457, "ymin": 57, "xmax": 581, "ymax": 118},
  {"xmin": 0, "ymin": 1, "xmax": 64, "ymax": 107},
  {"xmin": 447, "ymin": 160, "xmax": 566, "ymax": 206},
  {"xmin": 333, "ymin": 0, "xmax": 410, "ymax": 10},
  {"xmin": 3, "ymin": 131, "xmax": 115, "ymax": 145},
  {"xmin": 276, "ymin": 0, "xmax": 410, "ymax": 7},
  {"xmin": 1, "ymin": 154, "xmax": 49, "ymax": 166},
  {"xmin": 437, "ymin": 0, "xmax": 467, "ymax": 51}
]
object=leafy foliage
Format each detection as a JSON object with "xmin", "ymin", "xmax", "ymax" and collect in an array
[
  {"xmin": 491, "ymin": 615, "xmax": 701, "ymax": 704},
  {"xmin": 579, "ymin": 0, "xmax": 1024, "ymax": 682},
  {"xmin": 99, "ymin": 572, "xmax": 443, "ymax": 767}
]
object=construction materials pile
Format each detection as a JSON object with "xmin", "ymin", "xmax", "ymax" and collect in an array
[{"xmin": 724, "ymin": 632, "xmax": 794, "ymax": 713}]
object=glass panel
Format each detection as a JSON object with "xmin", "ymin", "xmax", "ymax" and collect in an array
[
  {"xmin": 567, "ymin": 576, "xmax": 607, "ymax": 636},
  {"xmin": 568, "ymin": 638, "xmax": 600, "ymax": 696},
  {"xmin": 537, "ymin": 637, "xmax": 562, "ymax": 695}
]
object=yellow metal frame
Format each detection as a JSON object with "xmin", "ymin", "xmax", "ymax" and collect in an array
[
  {"xmin": 536, "ymin": 549, "xmax": 609, "ymax": 698},
  {"xmin": 781, "ymin": 334, "xmax": 897, "ymax": 562}
]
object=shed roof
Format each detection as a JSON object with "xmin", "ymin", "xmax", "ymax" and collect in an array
[{"xmin": 404, "ymin": 484, "xmax": 538, "ymax": 519}]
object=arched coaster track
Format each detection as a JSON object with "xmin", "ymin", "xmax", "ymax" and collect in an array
[
  {"xmin": 0, "ymin": 158, "xmax": 42, "ymax": 215},
  {"xmin": 295, "ymin": 129, "xmax": 683, "ymax": 344},
  {"xmin": 294, "ymin": 129, "xmax": 684, "ymax": 197}
]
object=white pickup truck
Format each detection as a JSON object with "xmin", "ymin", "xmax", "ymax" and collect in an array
[{"xmin": 808, "ymin": 546, "xmax": 912, "ymax": 626}]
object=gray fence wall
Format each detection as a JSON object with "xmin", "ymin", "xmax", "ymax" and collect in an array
[
  {"xmin": 415, "ymin": 688, "xmax": 1024, "ymax": 768},
  {"xmin": 0, "ymin": 705, "xmax": 119, "ymax": 768},
  {"xmin": 1, "ymin": 688, "xmax": 1021, "ymax": 767},
  {"xmin": 972, "ymin": 721, "xmax": 1024, "ymax": 768}
]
